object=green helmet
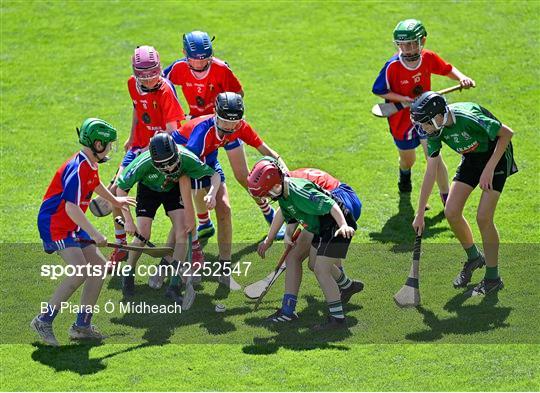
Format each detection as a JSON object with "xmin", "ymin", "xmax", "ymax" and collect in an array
[
  {"xmin": 77, "ymin": 118, "xmax": 117, "ymax": 148},
  {"xmin": 393, "ymin": 19, "xmax": 427, "ymax": 42}
]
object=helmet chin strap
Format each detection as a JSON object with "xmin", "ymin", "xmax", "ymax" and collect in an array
[
  {"xmin": 188, "ymin": 59, "xmax": 211, "ymax": 72},
  {"xmin": 138, "ymin": 79, "xmax": 162, "ymax": 93}
]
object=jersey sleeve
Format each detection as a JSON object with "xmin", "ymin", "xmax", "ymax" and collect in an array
[
  {"xmin": 427, "ymin": 137, "xmax": 443, "ymax": 157},
  {"xmin": 222, "ymin": 63, "xmax": 243, "ymax": 92},
  {"xmin": 180, "ymin": 151, "xmax": 216, "ymax": 179},
  {"xmin": 61, "ymin": 163, "xmax": 82, "ymax": 205},
  {"xmin": 185, "ymin": 123, "xmax": 207, "ymax": 157},
  {"xmin": 163, "ymin": 60, "xmax": 183, "ymax": 85},
  {"xmin": 238, "ymin": 122, "xmax": 263, "ymax": 148},
  {"xmin": 117, "ymin": 154, "xmax": 149, "ymax": 191},
  {"xmin": 475, "ymin": 106, "xmax": 502, "ymax": 140},
  {"xmin": 372, "ymin": 60, "xmax": 392, "ymax": 95},
  {"xmin": 427, "ymin": 51, "xmax": 453, "ymax": 76},
  {"xmin": 291, "ymin": 182, "xmax": 335, "ymax": 216},
  {"xmin": 161, "ymin": 81, "xmax": 185, "ymax": 125}
]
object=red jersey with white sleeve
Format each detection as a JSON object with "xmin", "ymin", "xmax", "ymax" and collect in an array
[
  {"xmin": 288, "ymin": 168, "xmax": 340, "ymax": 191},
  {"xmin": 37, "ymin": 151, "xmax": 100, "ymax": 242},
  {"xmin": 163, "ymin": 57, "xmax": 243, "ymax": 118},
  {"xmin": 372, "ymin": 49, "xmax": 452, "ymax": 141},
  {"xmin": 174, "ymin": 115, "xmax": 263, "ymax": 162},
  {"xmin": 128, "ymin": 76, "xmax": 185, "ymax": 148}
]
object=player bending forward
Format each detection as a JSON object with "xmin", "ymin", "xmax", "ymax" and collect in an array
[
  {"xmin": 33, "ymin": 118, "xmax": 136, "ymax": 346},
  {"xmin": 249, "ymin": 158, "xmax": 361, "ymax": 330},
  {"xmin": 411, "ymin": 92, "xmax": 517, "ymax": 295}
]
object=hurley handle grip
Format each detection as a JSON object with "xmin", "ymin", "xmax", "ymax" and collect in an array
[
  {"xmin": 412, "ymin": 234, "xmax": 422, "ymax": 262},
  {"xmin": 114, "ymin": 216, "xmax": 156, "ymax": 247}
]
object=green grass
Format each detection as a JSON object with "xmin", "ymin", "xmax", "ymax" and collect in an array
[{"xmin": 1, "ymin": 0, "xmax": 539, "ymax": 391}]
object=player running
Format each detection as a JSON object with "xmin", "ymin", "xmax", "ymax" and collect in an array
[
  {"xmin": 172, "ymin": 92, "xmax": 286, "ymax": 289},
  {"xmin": 411, "ymin": 92, "xmax": 517, "ymax": 295},
  {"xmin": 32, "ymin": 118, "xmax": 136, "ymax": 346},
  {"xmin": 164, "ymin": 31, "xmax": 283, "ymax": 240},
  {"xmin": 249, "ymin": 159, "xmax": 361, "ymax": 330},
  {"xmin": 372, "ymin": 19, "xmax": 475, "ymax": 200},
  {"xmin": 253, "ymin": 161, "xmax": 364, "ymax": 324},
  {"xmin": 116, "ymin": 133, "xmax": 220, "ymax": 299},
  {"xmin": 108, "ymin": 45, "xmax": 185, "ymax": 267}
]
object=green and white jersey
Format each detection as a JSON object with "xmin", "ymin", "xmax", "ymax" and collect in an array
[
  {"xmin": 427, "ymin": 102, "xmax": 502, "ymax": 157},
  {"xmin": 278, "ymin": 177, "xmax": 336, "ymax": 235},
  {"xmin": 117, "ymin": 145, "xmax": 215, "ymax": 192}
]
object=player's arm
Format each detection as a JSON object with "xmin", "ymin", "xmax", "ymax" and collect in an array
[
  {"xmin": 256, "ymin": 143, "xmax": 289, "ymax": 171},
  {"xmin": 94, "ymin": 182, "xmax": 136, "ymax": 210},
  {"xmin": 376, "ymin": 91, "xmax": 414, "ymax": 103},
  {"xmin": 479, "ymin": 124, "xmax": 514, "ymax": 191},
  {"xmin": 179, "ymin": 175, "xmax": 196, "ymax": 234},
  {"xmin": 115, "ymin": 186, "xmax": 138, "ymax": 236},
  {"xmin": 203, "ymin": 172, "xmax": 221, "ymax": 210},
  {"xmin": 446, "ymin": 66, "xmax": 475, "ymax": 88},
  {"xmin": 330, "ymin": 204, "xmax": 355, "ymax": 239},
  {"xmin": 64, "ymin": 202, "xmax": 106, "ymax": 245},
  {"xmin": 412, "ymin": 156, "xmax": 439, "ymax": 235},
  {"xmin": 258, "ymin": 208, "xmax": 285, "ymax": 258}
]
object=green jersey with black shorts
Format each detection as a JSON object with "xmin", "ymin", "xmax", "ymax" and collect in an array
[
  {"xmin": 279, "ymin": 178, "xmax": 357, "ymax": 259},
  {"xmin": 427, "ymin": 102, "xmax": 517, "ymax": 192},
  {"xmin": 117, "ymin": 145, "xmax": 215, "ymax": 218}
]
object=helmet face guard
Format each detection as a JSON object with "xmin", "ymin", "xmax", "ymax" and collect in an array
[
  {"xmin": 394, "ymin": 38, "xmax": 423, "ymax": 62},
  {"xmin": 215, "ymin": 92, "xmax": 244, "ymax": 134},
  {"xmin": 215, "ymin": 115, "xmax": 241, "ymax": 134},
  {"xmin": 410, "ymin": 91, "xmax": 448, "ymax": 138}
]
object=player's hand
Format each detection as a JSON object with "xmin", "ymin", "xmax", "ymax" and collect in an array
[
  {"xmin": 204, "ymin": 194, "xmax": 216, "ymax": 210},
  {"xmin": 184, "ymin": 212, "xmax": 196, "ymax": 235},
  {"xmin": 112, "ymin": 196, "xmax": 137, "ymax": 210},
  {"xmin": 283, "ymin": 231, "xmax": 295, "ymax": 247},
  {"xmin": 92, "ymin": 232, "xmax": 107, "ymax": 247},
  {"xmin": 124, "ymin": 219, "xmax": 137, "ymax": 236},
  {"xmin": 479, "ymin": 165, "xmax": 495, "ymax": 191},
  {"xmin": 257, "ymin": 238, "xmax": 273, "ymax": 259},
  {"xmin": 459, "ymin": 77, "xmax": 476, "ymax": 89},
  {"xmin": 334, "ymin": 225, "xmax": 355, "ymax": 239},
  {"xmin": 412, "ymin": 214, "xmax": 425, "ymax": 236},
  {"xmin": 123, "ymin": 138, "xmax": 132, "ymax": 152}
]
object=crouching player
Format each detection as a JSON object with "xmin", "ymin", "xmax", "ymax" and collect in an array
[
  {"xmin": 116, "ymin": 133, "xmax": 219, "ymax": 299},
  {"xmin": 32, "ymin": 118, "xmax": 136, "ymax": 346},
  {"xmin": 411, "ymin": 92, "xmax": 517, "ymax": 295},
  {"xmin": 249, "ymin": 159, "xmax": 361, "ymax": 330}
]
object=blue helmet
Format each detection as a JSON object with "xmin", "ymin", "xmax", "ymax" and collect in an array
[{"xmin": 183, "ymin": 31, "xmax": 213, "ymax": 60}]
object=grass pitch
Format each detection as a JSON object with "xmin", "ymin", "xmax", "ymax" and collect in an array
[{"xmin": 1, "ymin": 1, "xmax": 539, "ymax": 391}]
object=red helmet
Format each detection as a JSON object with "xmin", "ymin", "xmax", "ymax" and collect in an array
[{"xmin": 247, "ymin": 158, "xmax": 283, "ymax": 198}]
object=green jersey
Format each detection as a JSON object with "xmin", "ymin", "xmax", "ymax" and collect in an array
[
  {"xmin": 427, "ymin": 102, "xmax": 502, "ymax": 157},
  {"xmin": 117, "ymin": 145, "xmax": 215, "ymax": 192},
  {"xmin": 278, "ymin": 177, "xmax": 336, "ymax": 234}
]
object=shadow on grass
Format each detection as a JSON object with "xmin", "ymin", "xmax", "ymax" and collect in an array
[
  {"xmin": 241, "ymin": 295, "xmax": 360, "ymax": 355},
  {"xmin": 369, "ymin": 192, "xmax": 446, "ymax": 252},
  {"xmin": 406, "ymin": 289, "xmax": 511, "ymax": 341}
]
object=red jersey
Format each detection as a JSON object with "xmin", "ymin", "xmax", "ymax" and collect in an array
[
  {"xmin": 163, "ymin": 57, "xmax": 243, "ymax": 117},
  {"xmin": 288, "ymin": 168, "xmax": 340, "ymax": 191},
  {"xmin": 128, "ymin": 76, "xmax": 185, "ymax": 148},
  {"xmin": 174, "ymin": 115, "xmax": 263, "ymax": 162},
  {"xmin": 372, "ymin": 49, "xmax": 452, "ymax": 141},
  {"xmin": 37, "ymin": 151, "xmax": 100, "ymax": 242}
]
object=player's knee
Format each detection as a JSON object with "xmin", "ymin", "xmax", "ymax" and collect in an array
[
  {"xmin": 234, "ymin": 172, "xmax": 248, "ymax": 188},
  {"xmin": 215, "ymin": 200, "xmax": 231, "ymax": 219},
  {"xmin": 476, "ymin": 212, "xmax": 494, "ymax": 230},
  {"xmin": 444, "ymin": 205, "xmax": 462, "ymax": 222}
]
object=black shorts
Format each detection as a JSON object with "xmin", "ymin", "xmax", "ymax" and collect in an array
[
  {"xmin": 454, "ymin": 141, "xmax": 518, "ymax": 193},
  {"xmin": 136, "ymin": 183, "xmax": 184, "ymax": 219},
  {"xmin": 312, "ymin": 204, "xmax": 358, "ymax": 259}
]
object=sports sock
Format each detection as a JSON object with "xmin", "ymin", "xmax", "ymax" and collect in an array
[
  {"xmin": 38, "ymin": 304, "xmax": 58, "ymax": 323},
  {"xmin": 327, "ymin": 300, "xmax": 345, "ymax": 319},
  {"xmin": 465, "ymin": 244, "xmax": 480, "ymax": 261},
  {"xmin": 115, "ymin": 229, "xmax": 126, "ymax": 244},
  {"xmin": 75, "ymin": 311, "xmax": 92, "ymax": 327},
  {"xmin": 336, "ymin": 271, "xmax": 352, "ymax": 290},
  {"xmin": 281, "ymin": 294, "xmax": 297, "ymax": 315},
  {"xmin": 485, "ymin": 266, "xmax": 499, "ymax": 280},
  {"xmin": 197, "ymin": 212, "xmax": 211, "ymax": 227},
  {"xmin": 257, "ymin": 199, "xmax": 273, "ymax": 217},
  {"xmin": 399, "ymin": 168, "xmax": 411, "ymax": 177}
]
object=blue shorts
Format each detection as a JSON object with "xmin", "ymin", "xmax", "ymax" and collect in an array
[
  {"xmin": 121, "ymin": 147, "xmax": 144, "ymax": 167},
  {"xmin": 191, "ymin": 159, "xmax": 226, "ymax": 189},
  {"xmin": 42, "ymin": 229, "xmax": 92, "ymax": 254},
  {"xmin": 393, "ymin": 126, "xmax": 426, "ymax": 150},
  {"xmin": 331, "ymin": 183, "xmax": 362, "ymax": 221}
]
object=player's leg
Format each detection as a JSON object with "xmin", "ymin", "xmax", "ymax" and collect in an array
[
  {"xmin": 68, "ymin": 244, "xmax": 108, "ymax": 340},
  {"xmin": 396, "ymin": 140, "xmax": 417, "ymax": 193},
  {"xmin": 420, "ymin": 139, "xmax": 449, "ymax": 205},
  {"xmin": 165, "ymin": 208, "xmax": 188, "ymax": 302},
  {"xmin": 193, "ymin": 186, "xmax": 215, "ymax": 240},
  {"xmin": 267, "ymin": 230, "xmax": 312, "ymax": 323},
  {"xmin": 471, "ymin": 189, "xmax": 504, "ymax": 295},
  {"xmin": 445, "ymin": 181, "xmax": 485, "ymax": 288}
]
